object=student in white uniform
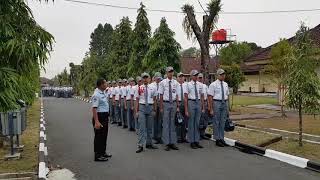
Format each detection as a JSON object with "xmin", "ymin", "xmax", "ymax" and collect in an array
[
  {"xmin": 198, "ymin": 73, "xmax": 210, "ymax": 140},
  {"xmin": 135, "ymin": 73, "xmax": 158, "ymax": 153},
  {"xmin": 112, "ymin": 79, "xmax": 122, "ymax": 126},
  {"xmin": 208, "ymin": 69, "xmax": 230, "ymax": 147},
  {"xmin": 184, "ymin": 70, "xmax": 205, "ymax": 149},
  {"xmin": 159, "ymin": 67, "xmax": 180, "ymax": 151},
  {"xmin": 127, "ymin": 78, "xmax": 136, "ymax": 131}
]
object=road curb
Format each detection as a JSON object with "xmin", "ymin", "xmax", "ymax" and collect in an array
[
  {"xmin": 39, "ymin": 97, "xmax": 49, "ymax": 180},
  {"xmin": 74, "ymin": 96, "xmax": 91, "ymax": 103},
  {"xmin": 214, "ymin": 136, "xmax": 320, "ymax": 173}
]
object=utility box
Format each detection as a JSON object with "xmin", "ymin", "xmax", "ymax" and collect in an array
[{"xmin": 0, "ymin": 110, "xmax": 22, "ymax": 136}]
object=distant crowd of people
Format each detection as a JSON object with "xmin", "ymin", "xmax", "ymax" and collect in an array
[
  {"xmin": 42, "ymin": 86, "xmax": 73, "ymax": 98},
  {"xmin": 91, "ymin": 67, "xmax": 229, "ymax": 162}
]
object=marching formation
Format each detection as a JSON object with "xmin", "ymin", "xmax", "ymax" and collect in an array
[{"xmin": 91, "ymin": 67, "xmax": 230, "ymax": 161}]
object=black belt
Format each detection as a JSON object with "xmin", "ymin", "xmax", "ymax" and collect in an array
[
  {"xmin": 214, "ymin": 99, "xmax": 226, "ymax": 102},
  {"xmin": 163, "ymin": 101, "xmax": 176, "ymax": 103},
  {"xmin": 188, "ymin": 99, "xmax": 200, "ymax": 101},
  {"xmin": 139, "ymin": 103, "xmax": 153, "ymax": 105}
]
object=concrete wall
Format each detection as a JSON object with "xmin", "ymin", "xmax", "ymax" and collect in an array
[{"xmin": 239, "ymin": 74, "xmax": 278, "ymax": 93}]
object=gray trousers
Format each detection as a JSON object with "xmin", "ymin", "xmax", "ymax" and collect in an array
[
  {"xmin": 187, "ymin": 100, "xmax": 201, "ymax": 143},
  {"xmin": 120, "ymin": 99, "xmax": 127, "ymax": 126},
  {"xmin": 137, "ymin": 104, "xmax": 154, "ymax": 146},
  {"xmin": 127, "ymin": 100, "xmax": 135, "ymax": 129},
  {"xmin": 213, "ymin": 101, "xmax": 228, "ymax": 140},
  {"xmin": 162, "ymin": 102, "xmax": 177, "ymax": 145},
  {"xmin": 200, "ymin": 101, "xmax": 209, "ymax": 136},
  {"xmin": 114, "ymin": 100, "xmax": 120, "ymax": 123},
  {"xmin": 153, "ymin": 105, "xmax": 162, "ymax": 140},
  {"xmin": 176, "ymin": 103, "xmax": 187, "ymax": 141}
]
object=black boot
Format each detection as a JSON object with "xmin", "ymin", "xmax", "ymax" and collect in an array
[{"xmin": 136, "ymin": 146, "xmax": 143, "ymax": 153}]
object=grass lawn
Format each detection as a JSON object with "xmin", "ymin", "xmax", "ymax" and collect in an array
[
  {"xmin": 268, "ymin": 138, "xmax": 320, "ymax": 162},
  {"xmin": 237, "ymin": 115, "xmax": 320, "ymax": 136},
  {"xmin": 230, "ymin": 95, "xmax": 277, "ymax": 106},
  {"xmin": 206, "ymin": 126, "xmax": 280, "ymax": 146},
  {"xmin": 0, "ymin": 99, "xmax": 40, "ymax": 173}
]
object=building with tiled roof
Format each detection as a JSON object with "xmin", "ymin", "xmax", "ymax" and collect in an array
[
  {"xmin": 180, "ymin": 56, "xmax": 220, "ymax": 82},
  {"xmin": 239, "ymin": 24, "xmax": 320, "ymax": 93}
]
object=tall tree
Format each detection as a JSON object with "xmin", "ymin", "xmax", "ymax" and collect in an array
[
  {"xmin": 285, "ymin": 24, "xmax": 320, "ymax": 147},
  {"xmin": 89, "ymin": 23, "xmax": 114, "ymax": 78},
  {"xmin": 182, "ymin": 0, "xmax": 221, "ymax": 78},
  {"xmin": 143, "ymin": 18, "xmax": 181, "ymax": 74},
  {"xmin": 180, "ymin": 47, "xmax": 201, "ymax": 58},
  {"xmin": 0, "ymin": 0, "xmax": 54, "ymax": 111},
  {"xmin": 79, "ymin": 55, "xmax": 98, "ymax": 97},
  {"xmin": 219, "ymin": 42, "xmax": 253, "ymax": 65},
  {"xmin": 267, "ymin": 39, "xmax": 291, "ymax": 117},
  {"xmin": 128, "ymin": 2, "xmax": 151, "ymax": 76},
  {"xmin": 106, "ymin": 17, "xmax": 133, "ymax": 79}
]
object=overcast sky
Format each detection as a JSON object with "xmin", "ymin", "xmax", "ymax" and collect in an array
[{"xmin": 27, "ymin": 0, "xmax": 320, "ymax": 78}]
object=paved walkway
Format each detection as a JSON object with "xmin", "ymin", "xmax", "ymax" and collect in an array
[{"xmin": 44, "ymin": 98, "xmax": 320, "ymax": 180}]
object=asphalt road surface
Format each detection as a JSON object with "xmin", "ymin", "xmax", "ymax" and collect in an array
[{"xmin": 44, "ymin": 97, "xmax": 320, "ymax": 180}]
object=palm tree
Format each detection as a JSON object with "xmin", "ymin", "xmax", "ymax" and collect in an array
[{"xmin": 182, "ymin": 0, "xmax": 221, "ymax": 78}]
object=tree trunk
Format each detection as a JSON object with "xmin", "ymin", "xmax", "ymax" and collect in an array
[
  {"xmin": 298, "ymin": 104, "xmax": 303, "ymax": 147},
  {"xmin": 200, "ymin": 42, "xmax": 210, "ymax": 80}
]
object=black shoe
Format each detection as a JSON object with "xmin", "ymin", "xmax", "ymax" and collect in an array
[
  {"xmin": 201, "ymin": 135, "xmax": 210, "ymax": 140},
  {"xmin": 123, "ymin": 125, "xmax": 128, "ymax": 129},
  {"xmin": 103, "ymin": 153, "xmax": 112, "ymax": 158},
  {"xmin": 177, "ymin": 139, "xmax": 183, "ymax": 143},
  {"xmin": 154, "ymin": 139, "xmax": 163, "ymax": 144},
  {"xmin": 190, "ymin": 143, "xmax": 198, "ymax": 149},
  {"xmin": 146, "ymin": 144, "xmax": 158, "ymax": 149},
  {"xmin": 195, "ymin": 142, "xmax": 204, "ymax": 149},
  {"xmin": 136, "ymin": 146, "xmax": 143, "ymax": 153},
  {"xmin": 129, "ymin": 128, "xmax": 135, "ymax": 131},
  {"xmin": 94, "ymin": 156, "xmax": 108, "ymax": 162},
  {"xmin": 216, "ymin": 140, "xmax": 224, "ymax": 147},
  {"xmin": 221, "ymin": 140, "xmax": 229, "ymax": 146},
  {"xmin": 117, "ymin": 122, "xmax": 122, "ymax": 126},
  {"xmin": 170, "ymin": 144, "xmax": 179, "ymax": 150},
  {"xmin": 111, "ymin": 122, "xmax": 117, "ymax": 124},
  {"xmin": 165, "ymin": 145, "xmax": 171, "ymax": 151}
]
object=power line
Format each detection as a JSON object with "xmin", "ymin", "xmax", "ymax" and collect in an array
[{"xmin": 64, "ymin": 0, "xmax": 320, "ymax": 15}]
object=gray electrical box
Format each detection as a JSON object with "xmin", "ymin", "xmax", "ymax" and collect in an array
[{"xmin": 0, "ymin": 110, "xmax": 22, "ymax": 136}]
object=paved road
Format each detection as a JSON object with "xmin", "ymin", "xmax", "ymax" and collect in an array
[{"xmin": 44, "ymin": 97, "xmax": 320, "ymax": 180}]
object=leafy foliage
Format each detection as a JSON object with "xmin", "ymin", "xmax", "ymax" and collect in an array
[
  {"xmin": 180, "ymin": 47, "xmax": 201, "ymax": 58},
  {"xmin": 284, "ymin": 23, "xmax": 320, "ymax": 146},
  {"xmin": 143, "ymin": 18, "xmax": 181, "ymax": 74},
  {"xmin": 0, "ymin": 0, "xmax": 54, "ymax": 111},
  {"xmin": 107, "ymin": 17, "xmax": 133, "ymax": 79},
  {"xmin": 220, "ymin": 64, "xmax": 245, "ymax": 93},
  {"xmin": 219, "ymin": 42, "xmax": 253, "ymax": 65},
  {"xmin": 128, "ymin": 3, "xmax": 151, "ymax": 76}
]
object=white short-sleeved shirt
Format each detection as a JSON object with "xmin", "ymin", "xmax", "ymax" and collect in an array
[
  {"xmin": 184, "ymin": 80, "xmax": 204, "ymax": 100},
  {"xmin": 112, "ymin": 86, "xmax": 121, "ymax": 100},
  {"xmin": 177, "ymin": 82, "xmax": 187, "ymax": 101},
  {"xmin": 208, "ymin": 79, "xmax": 229, "ymax": 100},
  {"xmin": 131, "ymin": 85, "xmax": 138, "ymax": 100},
  {"xmin": 135, "ymin": 84, "xmax": 157, "ymax": 104},
  {"xmin": 159, "ymin": 78, "xmax": 179, "ymax": 101},
  {"xmin": 126, "ymin": 86, "xmax": 133, "ymax": 100},
  {"xmin": 201, "ymin": 83, "xmax": 208, "ymax": 100},
  {"xmin": 108, "ymin": 87, "xmax": 113, "ymax": 98},
  {"xmin": 119, "ymin": 86, "xmax": 124, "ymax": 98}
]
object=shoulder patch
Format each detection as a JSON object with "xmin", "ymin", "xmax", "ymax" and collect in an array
[{"xmin": 92, "ymin": 97, "xmax": 98, "ymax": 102}]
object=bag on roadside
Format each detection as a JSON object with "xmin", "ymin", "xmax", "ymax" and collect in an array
[
  {"xmin": 224, "ymin": 117, "xmax": 235, "ymax": 132},
  {"xmin": 175, "ymin": 112, "xmax": 184, "ymax": 126}
]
